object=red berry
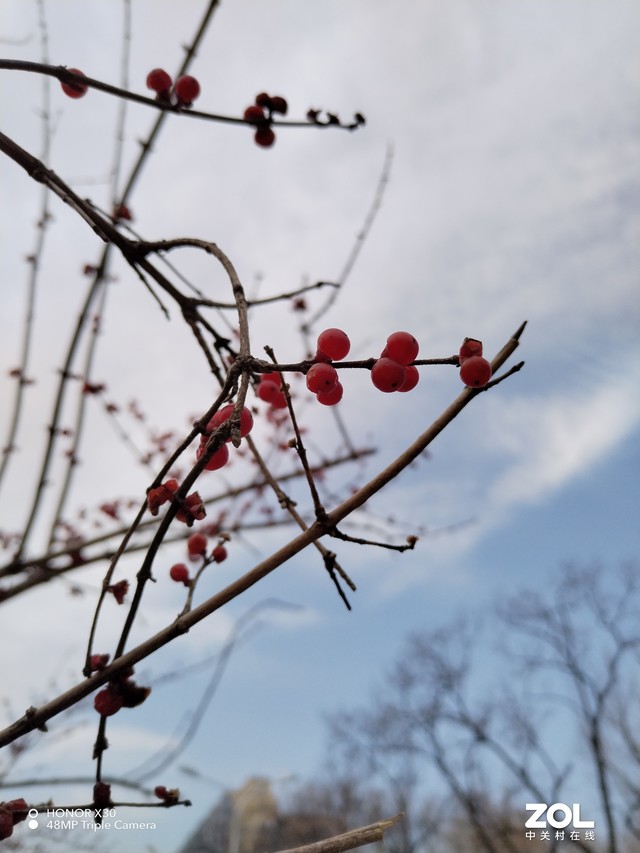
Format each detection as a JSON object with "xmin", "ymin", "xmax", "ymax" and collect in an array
[
  {"xmin": 174, "ymin": 75, "xmax": 200, "ymax": 106},
  {"xmin": 212, "ymin": 544, "xmax": 227, "ymax": 563},
  {"xmin": 257, "ymin": 380, "xmax": 280, "ymax": 403},
  {"xmin": 270, "ymin": 390, "xmax": 288, "ymax": 409},
  {"xmin": 4, "ymin": 799, "xmax": 28, "ymax": 825},
  {"xmin": 244, "ymin": 104, "xmax": 266, "ymax": 123},
  {"xmin": 255, "ymin": 92, "xmax": 273, "ymax": 109},
  {"xmin": 0, "ymin": 809, "xmax": 14, "ymax": 840},
  {"xmin": 255, "ymin": 126, "xmax": 276, "ymax": 148},
  {"xmin": 306, "ymin": 363, "xmax": 338, "ymax": 393},
  {"xmin": 196, "ymin": 441, "xmax": 230, "ymax": 471},
  {"xmin": 148, "ymin": 478, "xmax": 179, "ymax": 515},
  {"xmin": 146, "ymin": 68, "xmax": 172, "ymax": 94},
  {"xmin": 113, "ymin": 203, "xmax": 132, "ymax": 221},
  {"xmin": 270, "ymin": 95, "xmax": 288, "ymax": 115},
  {"xmin": 261, "ymin": 371, "xmax": 281, "ymax": 385},
  {"xmin": 154, "ymin": 786, "xmax": 180, "ymax": 804},
  {"xmin": 317, "ymin": 328, "xmax": 351, "ymax": 361},
  {"xmin": 386, "ymin": 331, "xmax": 419, "ymax": 365},
  {"xmin": 237, "ymin": 407, "xmax": 254, "ymax": 436},
  {"xmin": 207, "ymin": 404, "xmax": 253, "ymax": 438},
  {"xmin": 458, "ymin": 337, "xmax": 483, "ymax": 363},
  {"xmin": 460, "ymin": 356, "xmax": 492, "ymax": 388},
  {"xmin": 397, "ymin": 364, "xmax": 420, "ymax": 392},
  {"xmin": 176, "ymin": 492, "xmax": 206, "ymax": 524},
  {"xmin": 170, "ymin": 563, "xmax": 190, "ymax": 585},
  {"xmin": 94, "ymin": 687, "xmax": 123, "ymax": 717},
  {"xmin": 147, "ymin": 488, "xmax": 163, "ymax": 515},
  {"xmin": 317, "ymin": 381, "xmax": 344, "ymax": 406},
  {"xmin": 61, "ymin": 68, "xmax": 88, "ymax": 98},
  {"xmin": 187, "ymin": 532, "xmax": 208, "ymax": 559},
  {"xmin": 371, "ymin": 358, "xmax": 406, "ymax": 392},
  {"xmin": 89, "ymin": 653, "xmax": 110, "ymax": 671}
]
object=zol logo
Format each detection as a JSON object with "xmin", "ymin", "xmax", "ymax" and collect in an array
[{"xmin": 525, "ymin": 803, "xmax": 595, "ymax": 829}]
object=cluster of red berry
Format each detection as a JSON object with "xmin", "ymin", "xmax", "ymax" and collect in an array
[
  {"xmin": 304, "ymin": 328, "xmax": 351, "ymax": 406},
  {"xmin": 93, "ymin": 668, "xmax": 151, "ymax": 717},
  {"xmin": 154, "ymin": 785, "xmax": 180, "ymax": 805},
  {"xmin": 170, "ymin": 530, "xmax": 228, "ymax": 587},
  {"xmin": 146, "ymin": 68, "xmax": 200, "ymax": 106},
  {"xmin": 147, "ymin": 68, "xmax": 200, "ymax": 107},
  {"xmin": 243, "ymin": 92, "xmax": 288, "ymax": 148},
  {"xmin": 458, "ymin": 338, "xmax": 492, "ymax": 387},
  {"xmin": 303, "ymin": 328, "xmax": 421, "ymax": 403},
  {"xmin": 196, "ymin": 403, "xmax": 254, "ymax": 471},
  {"xmin": 0, "ymin": 800, "xmax": 28, "ymax": 841},
  {"xmin": 371, "ymin": 331, "xmax": 421, "ymax": 393},
  {"xmin": 147, "ymin": 479, "xmax": 205, "ymax": 526},
  {"xmin": 302, "ymin": 329, "xmax": 493, "ymax": 397},
  {"xmin": 60, "ymin": 66, "xmax": 201, "ymax": 107},
  {"xmin": 188, "ymin": 531, "xmax": 227, "ymax": 563}
]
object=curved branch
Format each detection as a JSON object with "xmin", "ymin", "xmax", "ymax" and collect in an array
[{"xmin": 0, "ymin": 58, "xmax": 363, "ymax": 132}]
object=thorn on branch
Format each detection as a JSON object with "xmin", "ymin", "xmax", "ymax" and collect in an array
[{"xmin": 306, "ymin": 108, "xmax": 366, "ymax": 130}]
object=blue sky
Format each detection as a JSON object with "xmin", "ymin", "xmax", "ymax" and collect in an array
[{"xmin": 1, "ymin": 1, "xmax": 639, "ymax": 851}]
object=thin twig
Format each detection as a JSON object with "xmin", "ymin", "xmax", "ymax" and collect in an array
[
  {"xmin": 264, "ymin": 345, "xmax": 325, "ymax": 516},
  {"xmin": 0, "ymin": 0, "xmax": 52, "ymax": 493},
  {"xmin": 329, "ymin": 528, "xmax": 418, "ymax": 553},
  {"xmin": 305, "ymin": 145, "xmax": 393, "ymax": 331},
  {"xmin": 244, "ymin": 434, "xmax": 355, "ymax": 609}
]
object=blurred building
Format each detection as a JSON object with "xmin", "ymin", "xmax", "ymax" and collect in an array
[{"xmin": 178, "ymin": 776, "xmax": 346, "ymax": 853}]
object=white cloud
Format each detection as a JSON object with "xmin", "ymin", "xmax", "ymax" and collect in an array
[{"xmin": 485, "ymin": 367, "xmax": 640, "ymax": 515}]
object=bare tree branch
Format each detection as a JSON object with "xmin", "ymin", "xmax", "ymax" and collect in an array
[{"xmin": 275, "ymin": 813, "xmax": 404, "ymax": 853}]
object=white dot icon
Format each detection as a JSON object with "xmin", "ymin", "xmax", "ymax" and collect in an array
[{"xmin": 27, "ymin": 808, "xmax": 39, "ymax": 830}]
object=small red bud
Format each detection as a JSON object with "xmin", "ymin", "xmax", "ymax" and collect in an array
[
  {"xmin": 94, "ymin": 687, "xmax": 123, "ymax": 717},
  {"xmin": 212, "ymin": 545, "xmax": 227, "ymax": 563},
  {"xmin": 244, "ymin": 104, "xmax": 266, "ymax": 123},
  {"xmin": 269, "ymin": 95, "xmax": 288, "ymax": 115},
  {"xmin": 61, "ymin": 68, "xmax": 88, "ymax": 99},
  {"xmin": 89, "ymin": 653, "xmax": 110, "ymax": 672},
  {"xmin": 170, "ymin": 563, "xmax": 190, "ymax": 585},
  {"xmin": 254, "ymin": 126, "xmax": 276, "ymax": 148},
  {"xmin": 174, "ymin": 75, "xmax": 200, "ymax": 106},
  {"xmin": 107, "ymin": 579, "xmax": 129, "ymax": 605}
]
